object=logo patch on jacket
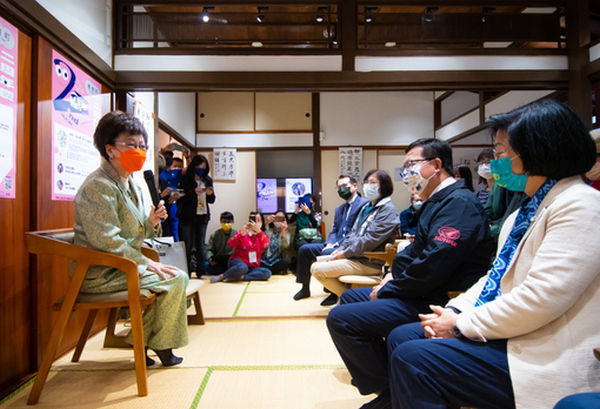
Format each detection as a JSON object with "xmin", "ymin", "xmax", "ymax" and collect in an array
[{"xmin": 434, "ymin": 226, "xmax": 461, "ymax": 247}]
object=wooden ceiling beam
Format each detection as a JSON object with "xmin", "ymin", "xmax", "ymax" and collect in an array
[{"xmin": 115, "ymin": 69, "xmax": 568, "ymax": 92}]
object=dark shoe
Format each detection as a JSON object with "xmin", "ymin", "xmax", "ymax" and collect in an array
[
  {"xmin": 152, "ymin": 348, "xmax": 183, "ymax": 367},
  {"xmin": 359, "ymin": 390, "xmax": 391, "ymax": 409},
  {"xmin": 293, "ymin": 288, "xmax": 311, "ymax": 301},
  {"xmin": 323, "ymin": 287, "xmax": 331, "ymax": 293},
  {"xmin": 320, "ymin": 293, "xmax": 339, "ymax": 306},
  {"xmin": 145, "ymin": 347, "xmax": 155, "ymax": 366}
]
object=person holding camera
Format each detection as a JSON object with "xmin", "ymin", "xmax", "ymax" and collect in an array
[
  {"xmin": 290, "ymin": 193, "xmax": 323, "ymax": 249},
  {"xmin": 262, "ymin": 210, "xmax": 292, "ymax": 275},
  {"xmin": 210, "ymin": 211, "xmax": 271, "ymax": 283}
]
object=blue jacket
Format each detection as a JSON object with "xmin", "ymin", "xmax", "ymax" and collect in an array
[
  {"xmin": 399, "ymin": 206, "xmax": 418, "ymax": 235},
  {"xmin": 326, "ymin": 194, "xmax": 369, "ymax": 246},
  {"xmin": 378, "ymin": 180, "xmax": 495, "ymax": 306}
]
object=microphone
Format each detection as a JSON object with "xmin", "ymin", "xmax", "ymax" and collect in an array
[{"xmin": 143, "ymin": 170, "xmax": 161, "ymax": 207}]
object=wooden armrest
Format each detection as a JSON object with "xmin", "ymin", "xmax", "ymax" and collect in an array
[
  {"xmin": 594, "ymin": 348, "xmax": 600, "ymax": 362},
  {"xmin": 141, "ymin": 246, "xmax": 159, "ymax": 262}
]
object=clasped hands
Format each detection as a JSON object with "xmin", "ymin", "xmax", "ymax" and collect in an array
[{"xmin": 419, "ymin": 305, "xmax": 458, "ymax": 339}]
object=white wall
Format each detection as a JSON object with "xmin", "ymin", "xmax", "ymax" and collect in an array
[
  {"xmin": 158, "ymin": 92, "xmax": 196, "ymax": 146},
  {"xmin": 37, "ymin": 0, "xmax": 112, "ymax": 67},
  {"xmin": 441, "ymin": 91, "xmax": 479, "ymax": 124},
  {"xmin": 320, "ymin": 92, "xmax": 434, "ymax": 146}
]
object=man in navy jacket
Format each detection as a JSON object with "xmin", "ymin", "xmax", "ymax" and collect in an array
[
  {"xmin": 326, "ymin": 139, "xmax": 495, "ymax": 408},
  {"xmin": 293, "ymin": 175, "xmax": 368, "ymax": 302}
]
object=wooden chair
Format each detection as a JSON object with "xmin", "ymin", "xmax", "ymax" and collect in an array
[
  {"xmin": 25, "ymin": 228, "xmax": 156, "ymax": 405},
  {"xmin": 339, "ymin": 239, "xmax": 410, "ymax": 289}
]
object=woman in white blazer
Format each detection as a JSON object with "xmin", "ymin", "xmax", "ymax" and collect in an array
[{"xmin": 373, "ymin": 100, "xmax": 600, "ymax": 409}]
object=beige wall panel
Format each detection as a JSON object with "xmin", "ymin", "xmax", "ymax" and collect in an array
[
  {"xmin": 157, "ymin": 128, "xmax": 170, "ymax": 150},
  {"xmin": 197, "ymin": 92, "xmax": 254, "ymax": 132},
  {"xmin": 255, "ymin": 92, "xmax": 312, "ymax": 131},
  {"xmin": 199, "ymin": 150, "xmax": 257, "ymax": 236},
  {"xmin": 377, "ymin": 150, "xmax": 411, "ymax": 216},
  {"xmin": 320, "ymin": 149, "xmax": 378, "ymax": 236}
]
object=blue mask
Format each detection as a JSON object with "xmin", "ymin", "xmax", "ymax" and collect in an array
[
  {"xmin": 195, "ymin": 168, "xmax": 207, "ymax": 178},
  {"xmin": 490, "ymin": 157, "xmax": 527, "ymax": 192}
]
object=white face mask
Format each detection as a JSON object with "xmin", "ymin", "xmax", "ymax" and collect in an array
[
  {"xmin": 477, "ymin": 163, "xmax": 493, "ymax": 180},
  {"xmin": 412, "ymin": 200, "xmax": 424, "ymax": 211},
  {"xmin": 363, "ymin": 183, "xmax": 380, "ymax": 201},
  {"xmin": 401, "ymin": 164, "xmax": 434, "ymax": 195}
]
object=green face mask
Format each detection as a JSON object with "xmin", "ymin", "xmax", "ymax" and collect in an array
[{"xmin": 337, "ymin": 186, "xmax": 352, "ymax": 200}]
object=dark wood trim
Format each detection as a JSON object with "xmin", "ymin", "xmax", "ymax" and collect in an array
[
  {"xmin": 158, "ymin": 120, "xmax": 195, "ymax": 150},
  {"xmin": 115, "ymin": 48, "xmax": 341, "ymax": 56},
  {"xmin": 195, "ymin": 146, "xmax": 314, "ymax": 151},
  {"xmin": 451, "ymin": 144, "xmax": 494, "ymax": 148},
  {"xmin": 357, "ymin": 0, "xmax": 565, "ymax": 5},
  {"xmin": 115, "ymin": 70, "xmax": 568, "ymax": 92},
  {"xmin": 1, "ymin": 0, "xmax": 115, "ymax": 87},
  {"xmin": 197, "ymin": 130, "xmax": 312, "ymax": 134},
  {"xmin": 566, "ymin": 0, "xmax": 592, "ymax": 127},
  {"xmin": 436, "ymin": 105, "xmax": 479, "ymax": 131},
  {"xmin": 312, "ymin": 92, "xmax": 322, "ymax": 203},
  {"xmin": 479, "ymin": 92, "xmax": 485, "ymax": 125},
  {"xmin": 446, "ymin": 124, "xmax": 488, "ymax": 144},
  {"xmin": 434, "ymin": 91, "xmax": 453, "ymax": 102},
  {"xmin": 585, "ymin": 59, "xmax": 600, "ymax": 82},
  {"xmin": 118, "ymin": 0, "xmax": 344, "ymax": 5},
  {"xmin": 355, "ymin": 48, "xmax": 567, "ymax": 56},
  {"xmin": 320, "ymin": 145, "xmax": 409, "ymax": 150},
  {"xmin": 341, "ymin": 0, "xmax": 356, "ymax": 71}
]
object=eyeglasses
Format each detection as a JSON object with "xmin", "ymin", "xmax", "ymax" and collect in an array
[
  {"xmin": 399, "ymin": 159, "xmax": 431, "ymax": 174},
  {"xmin": 114, "ymin": 141, "xmax": 148, "ymax": 151}
]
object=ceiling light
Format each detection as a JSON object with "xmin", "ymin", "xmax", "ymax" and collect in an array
[
  {"xmin": 316, "ymin": 6, "xmax": 329, "ymax": 23},
  {"xmin": 385, "ymin": 42, "xmax": 397, "ymax": 47},
  {"xmin": 316, "ymin": 15, "xmax": 324, "ymax": 23},
  {"xmin": 251, "ymin": 41, "xmax": 263, "ymax": 47},
  {"xmin": 201, "ymin": 7, "xmax": 212, "ymax": 23},
  {"xmin": 257, "ymin": 6, "xmax": 268, "ymax": 23},
  {"xmin": 365, "ymin": 6, "xmax": 377, "ymax": 24}
]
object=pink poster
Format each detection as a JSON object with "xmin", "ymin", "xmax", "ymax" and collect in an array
[
  {"xmin": 51, "ymin": 49, "xmax": 102, "ymax": 201},
  {"xmin": 0, "ymin": 17, "xmax": 18, "ymax": 199}
]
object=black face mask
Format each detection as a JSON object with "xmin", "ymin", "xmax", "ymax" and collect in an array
[
  {"xmin": 195, "ymin": 168, "xmax": 207, "ymax": 178},
  {"xmin": 337, "ymin": 186, "xmax": 352, "ymax": 200}
]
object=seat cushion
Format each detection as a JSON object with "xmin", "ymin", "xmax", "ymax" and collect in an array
[
  {"xmin": 339, "ymin": 275, "xmax": 382, "ymax": 285},
  {"xmin": 76, "ymin": 288, "xmax": 153, "ymax": 303}
]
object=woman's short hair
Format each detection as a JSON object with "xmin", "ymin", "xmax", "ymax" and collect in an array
[
  {"xmin": 405, "ymin": 138, "xmax": 453, "ymax": 176},
  {"xmin": 93, "ymin": 111, "xmax": 147, "ymax": 161},
  {"xmin": 477, "ymin": 148, "xmax": 495, "ymax": 163},
  {"xmin": 249, "ymin": 211, "xmax": 265, "ymax": 230},
  {"xmin": 501, "ymin": 100, "xmax": 597, "ymax": 179},
  {"xmin": 186, "ymin": 154, "xmax": 211, "ymax": 175},
  {"xmin": 364, "ymin": 169, "xmax": 394, "ymax": 198}
]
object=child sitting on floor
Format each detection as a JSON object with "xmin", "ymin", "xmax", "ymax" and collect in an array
[{"xmin": 206, "ymin": 211, "xmax": 237, "ymax": 275}]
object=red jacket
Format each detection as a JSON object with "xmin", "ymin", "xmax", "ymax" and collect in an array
[{"xmin": 227, "ymin": 230, "xmax": 270, "ymax": 268}]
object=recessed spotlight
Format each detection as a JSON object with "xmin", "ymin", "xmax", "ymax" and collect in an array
[
  {"xmin": 385, "ymin": 42, "xmax": 397, "ymax": 47},
  {"xmin": 251, "ymin": 41, "xmax": 263, "ymax": 47}
]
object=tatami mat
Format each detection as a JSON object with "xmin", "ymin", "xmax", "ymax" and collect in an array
[{"xmin": 0, "ymin": 274, "xmax": 369, "ymax": 409}]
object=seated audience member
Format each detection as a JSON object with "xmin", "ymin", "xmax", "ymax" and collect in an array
[
  {"xmin": 311, "ymin": 169, "xmax": 399, "ymax": 305},
  {"xmin": 586, "ymin": 129, "xmax": 600, "ymax": 190},
  {"xmin": 206, "ymin": 211, "xmax": 236, "ymax": 275},
  {"xmin": 454, "ymin": 164, "xmax": 474, "ymax": 191},
  {"xmin": 293, "ymin": 175, "xmax": 368, "ymax": 301},
  {"xmin": 210, "ymin": 211, "xmax": 271, "ymax": 283},
  {"xmin": 476, "ymin": 147, "xmax": 495, "ymax": 206},
  {"xmin": 290, "ymin": 194, "xmax": 323, "ymax": 248},
  {"xmin": 261, "ymin": 210, "xmax": 292, "ymax": 274},
  {"xmin": 385, "ymin": 100, "xmax": 600, "ymax": 409},
  {"xmin": 326, "ymin": 138, "xmax": 495, "ymax": 407},
  {"xmin": 159, "ymin": 152, "xmax": 183, "ymax": 240},
  {"xmin": 75, "ymin": 111, "xmax": 188, "ymax": 367},
  {"xmin": 485, "ymin": 143, "xmax": 528, "ymax": 238},
  {"xmin": 399, "ymin": 194, "xmax": 421, "ymax": 236}
]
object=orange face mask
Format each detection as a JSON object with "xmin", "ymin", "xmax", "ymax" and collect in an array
[{"xmin": 116, "ymin": 148, "xmax": 146, "ymax": 173}]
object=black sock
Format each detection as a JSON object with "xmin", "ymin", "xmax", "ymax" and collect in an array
[
  {"xmin": 152, "ymin": 348, "xmax": 183, "ymax": 367},
  {"xmin": 293, "ymin": 287, "xmax": 311, "ymax": 300}
]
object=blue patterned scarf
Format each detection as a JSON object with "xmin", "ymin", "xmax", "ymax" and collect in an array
[{"xmin": 475, "ymin": 178, "xmax": 557, "ymax": 306}]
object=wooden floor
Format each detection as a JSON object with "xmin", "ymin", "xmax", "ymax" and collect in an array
[{"xmin": 0, "ymin": 275, "xmax": 375, "ymax": 409}]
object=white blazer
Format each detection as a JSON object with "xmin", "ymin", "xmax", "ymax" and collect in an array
[{"xmin": 448, "ymin": 176, "xmax": 600, "ymax": 409}]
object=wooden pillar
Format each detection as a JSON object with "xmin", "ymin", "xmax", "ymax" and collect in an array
[
  {"xmin": 312, "ymin": 93, "xmax": 322, "ymax": 207},
  {"xmin": 566, "ymin": 0, "xmax": 592, "ymax": 127},
  {"xmin": 341, "ymin": 0, "xmax": 356, "ymax": 71}
]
